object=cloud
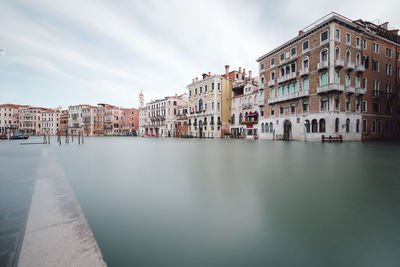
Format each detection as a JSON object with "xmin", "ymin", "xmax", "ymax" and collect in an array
[{"xmin": 0, "ymin": 0, "xmax": 399, "ymax": 108}]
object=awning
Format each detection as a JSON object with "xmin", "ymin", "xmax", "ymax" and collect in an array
[
  {"xmin": 291, "ymin": 103, "xmax": 296, "ymax": 107},
  {"xmin": 247, "ymin": 112, "xmax": 258, "ymax": 117},
  {"xmin": 321, "ymin": 97, "xmax": 328, "ymax": 101},
  {"xmin": 303, "ymin": 101, "xmax": 309, "ymax": 105}
]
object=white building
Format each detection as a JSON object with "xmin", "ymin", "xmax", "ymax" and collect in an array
[
  {"xmin": 230, "ymin": 77, "xmax": 262, "ymax": 138},
  {"xmin": 40, "ymin": 109, "xmax": 60, "ymax": 135},
  {"xmin": 0, "ymin": 104, "xmax": 24, "ymax": 135},
  {"xmin": 19, "ymin": 107, "xmax": 44, "ymax": 135}
]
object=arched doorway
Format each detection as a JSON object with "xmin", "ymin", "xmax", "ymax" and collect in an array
[{"xmin": 284, "ymin": 120, "xmax": 292, "ymax": 140}]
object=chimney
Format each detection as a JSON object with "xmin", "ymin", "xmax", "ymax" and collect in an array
[
  {"xmin": 243, "ymin": 68, "xmax": 246, "ymax": 75},
  {"xmin": 192, "ymin": 78, "xmax": 195, "ymax": 83},
  {"xmin": 195, "ymin": 77, "xmax": 198, "ymax": 82},
  {"xmin": 208, "ymin": 71, "xmax": 211, "ymax": 76},
  {"xmin": 239, "ymin": 67, "xmax": 242, "ymax": 73},
  {"xmin": 202, "ymin": 73, "xmax": 207, "ymax": 79},
  {"xmin": 298, "ymin": 30, "xmax": 304, "ymax": 36},
  {"xmin": 225, "ymin": 65, "xmax": 230, "ymax": 76},
  {"xmin": 249, "ymin": 70, "xmax": 252, "ymax": 79}
]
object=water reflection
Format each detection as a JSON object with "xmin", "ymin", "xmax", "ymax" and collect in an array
[{"xmin": 54, "ymin": 138, "xmax": 400, "ymax": 267}]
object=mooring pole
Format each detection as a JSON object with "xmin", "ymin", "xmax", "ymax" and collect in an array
[{"xmin": 82, "ymin": 129, "xmax": 84, "ymax": 144}]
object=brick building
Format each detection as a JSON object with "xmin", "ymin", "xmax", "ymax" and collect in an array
[{"xmin": 257, "ymin": 12, "xmax": 400, "ymax": 141}]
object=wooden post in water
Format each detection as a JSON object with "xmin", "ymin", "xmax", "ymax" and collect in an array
[
  {"xmin": 48, "ymin": 129, "xmax": 50, "ymax": 144},
  {"xmin": 82, "ymin": 129, "xmax": 84, "ymax": 144},
  {"xmin": 72, "ymin": 130, "xmax": 74, "ymax": 142},
  {"xmin": 43, "ymin": 132, "xmax": 47, "ymax": 144},
  {"xmin": 78, "ymin": 131, "xmax": 81, "ymax": 145}
]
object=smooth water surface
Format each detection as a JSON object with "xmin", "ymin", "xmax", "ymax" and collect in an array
[{"xmin": 3, "ymin": 137, "xmax": 400, "ymax": 266}]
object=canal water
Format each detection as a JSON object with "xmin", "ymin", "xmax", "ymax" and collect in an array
[{"xmin": 2, "ymin": 137, "xmax": 400, "ymax": 266}]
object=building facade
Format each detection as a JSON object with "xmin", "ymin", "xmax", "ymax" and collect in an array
[
  {"xmin": 19, "ymin": 107, "xmax": 44, "ymax": 135},
  {"xmin": 257, "ymin": 12, "xmax": 400, "ymax": 141},
  {"xmin": 40, "ymin": 109, "xmax": 60, "ymax": 135},
  {"xmin": 186, "ymin": 67, "xmax": 234, "ymax": 138},
  {"xmin": 230, "ymin": 74, "xmax": 262, "ymax": 138},
  {"xmin": 0, "ymin": 104, "xmax": 25, "ymax": 135}
]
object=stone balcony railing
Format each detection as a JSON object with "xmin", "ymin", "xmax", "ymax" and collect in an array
[
  {"xmin": 355, "ymin": 64, "xmax": 365, "ymax": 73},
  {"xmin": 317, "ymin": 83, "xmax": 344, "ymax": 94},
  {"xmin": 268, "ymin": 90, "xmax": 309, "ymax": 104},
  {"xmin": 345, "ymin": 85, "xmax": 355, "ymax": 94},
  {"xmin": 258, "ymin": 99, "xmax": 265, "ymax": 106},
  {"xmin": 345, "ymin": 62, "xmax": 355, "ymax": 71},
  {"xmin": 300, "ymin": 68, "xmax": 309, "ymax": 76},
  {"xmin": 317, "ymin": 61, "xmax": 329, "ymax": 70},
  {"xmin": 335, "ymin": 59, "xmax": 344, "ymax": 68},
  {"xmin": 277, "ymin": 72, "xmax": 296, "ymax": 84},
  {"xmin": 242, "ymin": 103, "xmax": 253, "ymax": 109},
  {"xmin": 267, "ymin": 80, "xmax": 275, "ymax": 87},
  {"xmin": 355, "ymin": 87, "xmax": 366, "ymax": 95}
]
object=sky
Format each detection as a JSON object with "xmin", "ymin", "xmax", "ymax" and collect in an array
[{"xmin": 0, "ymin": 0, "xmax": 399, "ymax": 109}]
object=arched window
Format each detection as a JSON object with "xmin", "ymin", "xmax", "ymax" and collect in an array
[
  {"xmin": 321, "ymin": 48, "xmax": 328, "ymax": 62},
  {"xmin": 346, "ymin": 119, "xmax": 350, "ymax": 132},
  {"xmin": 271, "ymin": 71, "xmax": 275, "ymax": 80},
  {"xmin": 265, "ymin": 123, "xmax": 269, "ymax": 133},
  {"xmin": 346, "ymin": 49, "xmax": 351, "ymax": 63},
  {"xmin": 356, "ymin": 53, "xmax": 360, "ymax": 65},
  {"xmin": 305, "ymin": 120, "xmax": 310, "ymax": 133},
  {"xmin": 312, "ymin": 119, "xmax": 318, "ymax": 133},
  {"xmin": 335, "ymin": 46, "xmax": 340, "ymax": 60},
  {"xmin": 239, "ymin": 113, "xmax": 243, "ymax": 123},
  {"xmin": 280, "ymin": 68, "xmax": 285, "ymax": 77},
  {"xmin": 199, "ymin": 99, "xmax": 203, "ymax": 111},
  {"xmin": 270, "ymin": 122, "xmax": 273, "ymax": 132},
  {"xmin": 335, "ymin": 118, "xmax": 339, "ymax": 132},
  {"xmin": 320, "ymin": 72, "xmax": 328, "ymax": 86},
  {"xmin": 261, "ymin": 123, "xmax": 264, "ymax": 133},
  {"xmin": 303, "ymin": 57, "xmax": 309, "ymax": 69},
  {"xmin": 231, "ymin": 114, "xmax": 235, "ymax": 124},
  {"xmin": 356, "ymin": 119, "xmax": 360, "ymax": 133},
  {"xmin": 319, "ymin": 119, "xmax": 326, "ymax": 132}
]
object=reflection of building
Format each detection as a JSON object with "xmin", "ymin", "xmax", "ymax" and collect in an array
[
  {"xmin": 40, "ymin": 109, "xmax": 60, "ymax": 135},
  {"xmin": 187, "ymin": 66, "xmax": 238, "ymax": 138},
  {"xmin": 0, "ymin": 104, "xmax": 26, "ymax": 135},
  {"xmin": 230, "ymin": 73, "xmax": 261, "ymax": 138},
  {"xmin": 257, "ymin": 12, "xmax": 400, "ymax": 141}
]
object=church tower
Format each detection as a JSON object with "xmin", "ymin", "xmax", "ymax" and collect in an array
[{"xmin": 139, "ymin": 90, "xmax": 144, "ymax": 107}]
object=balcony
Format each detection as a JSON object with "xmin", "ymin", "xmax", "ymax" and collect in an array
[
  {"xmin": 300, "ymin": 68, "xmax": 309, "ymax": 76},
  {"xmin": 355, "ymin": 87, "xmax": 366, "ymax": 95},
  {"xmin": 345, "ymin": 85, "xmax": 355, "ymax": 94},
  {"xmin": 267, "ymin": 80, "xmax": 275, "ymax": 87},
  {"xmin": 355, "ymin": 64, "xmax": 365, "ymax": 73},
  {"xmin": 242, "ymin": 104, "xmax": 253, "ymax": 109},
  {"xmin": 277, "ymin": 72, "xmax": 296, "ymax": 84},
  {"xmin": 317, "ymin": 83, "xmax": 344, "ymax": 94},
  {"xmin": 335, "ymin": 59, "xmax": 344, "ymax": 68},
  {"xmin": 258, "ymin": 99, "xmax": 265, "ymax": 106},
  {"xmin": 317, "ymin": 61, "xmax": 329, "ymax": 70},
  {"xmin": 268, "ymin": 90, "xmax": 309, "ymax": 104},
  {"xmin": 345, "ymin": 62, "xmax": 355, "ymax": 71}
]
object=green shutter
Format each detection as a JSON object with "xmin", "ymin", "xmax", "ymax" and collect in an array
[
  {"xmin": 321, "ymin": 73, "xmax": 328, "ymax": 86},
  {"xmin": 294, "ymin": 81, "xmax": 299, "ymax": 92},
  {"xmin": 303, "ymin": 78, "xmax": 309, "ymax": 90},
  {"xmin": 335, "ymin": 71, "xmax": 340, "ymax": 83}
]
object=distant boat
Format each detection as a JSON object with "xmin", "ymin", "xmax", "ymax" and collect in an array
[{"xmin": 11, "ymin": 133, "xmax": 29, "ymax": 140}]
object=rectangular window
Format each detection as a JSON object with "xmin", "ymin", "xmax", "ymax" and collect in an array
[
  {"xmin": 261, "ymin": 63, "xmax": 265, "ymax": 70},
  {"xmin": 372, "ymin": 103, "xmax": 380, "ymax": 113},
  {"xmin": 356, "ymin": 37, "xmax": 360, "ymax": 47},
  {"xmin": 346, "ymin": 33, "xmax": 351, "ymax": 44},
  {"xmin": 280, "ymin": 106, "xmax": 284, "ymax": 115},
  {"xmin": 291, "ymin": 47, "xmax": 296, "ymax": 57},
  {"xmin": 320, "ymin": 73, "xmax": 328, "ymax": 86},
  {"xmin": 335, "ymin": 29, "xmax": 340, "ymax": 40},
  {"xmin": 372, "ymin": 120, "xmax": 376, "ymax": 133},
  {"xmin": 377, "ymin": 120, "xmax": 382, "ymax": 133},
  {"xmin": 335, "ymin": 71, "xmax": 340, "ymax": 83},
  {"xmin": 270, "ymin": 58, "xmax": 275, "ymax": 66},
  {"xmin": 302, "ymin": 40, "xmax": 309, "ymax": 51},
  {"xmin": 362, "ymin": 101, "xmax": 367, "ymax": 112},
  {"xmin": 303, "ymin": 78, "xmax": 309, "ymax": 91},
  {"xmin": 205, "ymin": 85, "xmax": 207, "ymax": 93},
  {"xmin": 362, "ymin": 39, "xmax": 367, "ymax": 49},
  {"xmin": 321, "ymin": 30, "xmax": 328, "ymax": 42},
  {"xmin": 271, "ymin": 107, "xmax": 275, "ymax": 116},
  {"xmin": 271, "ymin": 88, "xmax": 275, "ymax": 98},
  {"xmin": 302, "ymin": 102, "xmax": 309, "ymax": 113},
  {"xmin": 218, "ymin": 83, "xmax": 220, "ymax": 91},
  {"xmin": 373, "ymin": 42, "xmax": 379, "ymax": 53},
  {"xmin": 386, "ymin": 48, "xmax": 392, "ymax": 58},
  {"xmin": 362, "ymin": 119, "xmax": 367, "ymax": 133},
  {"xmin": 372, "ymin": 59, "xmax": 379, "ymax": 72},
  {"xmin": 280, "ymin": 53, "xmax": 285, "ymax": 62},
  {"xmin": 211, "ymin": 82, "xmax": 214, "ymax": 90},
  {"xmin": 386, "ymin": 64, "xmax": 392, "ymax": 75}
]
